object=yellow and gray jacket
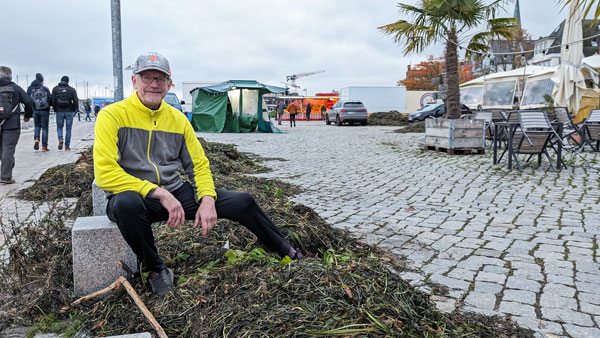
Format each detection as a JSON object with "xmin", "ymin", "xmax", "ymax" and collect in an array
[{"xmin": 93, "ymin": 92, "xmax": 216, "ymax": 201}]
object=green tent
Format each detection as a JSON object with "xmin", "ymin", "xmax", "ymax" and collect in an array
[{"xmin": 190, "ymin": 80, "xmax": 286, "ymax": 133}]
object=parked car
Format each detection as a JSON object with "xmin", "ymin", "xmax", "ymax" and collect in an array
[
  {"xmin": 165, "ymin": 92, "xmax": 185, "ymax": 113},
  {"xmin": 408, "ymin": 103, "xmax": 471, "ymax": 122},
  {"xmin": 325, "ymin": 100, "xmax": 368, "ymax": 126}
]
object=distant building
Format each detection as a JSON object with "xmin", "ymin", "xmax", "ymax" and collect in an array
[{"xmin": 530, "ymin": 19, "xmax": 600, "ymax": 67}]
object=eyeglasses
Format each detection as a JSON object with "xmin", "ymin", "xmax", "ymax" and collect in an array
[{"xmin": 138, "ymin": 74, "xmax": 170, "ymax": 86}]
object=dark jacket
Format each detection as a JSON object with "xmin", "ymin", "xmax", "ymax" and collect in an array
[
  {"xmin": 0, "ymin": 78, "xmax": 33, "ymax": 130},
  {"xmin": 306, "ymin": 103, "xmax": 312, "ymax": 113},
  {"xmin": 276, "ymin": 102, "xmax": 285, "ymax": 114},
  {"xmin": 51, "ymin": 81, "xmax": 79, "ymax": 113},
  {"xmin": 26, "ymin": 79, "xmax": 52, "ymax": 113}
]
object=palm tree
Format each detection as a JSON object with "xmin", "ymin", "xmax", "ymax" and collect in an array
[
  {"xmin": 379, "ymin": 0, "xmax": 516, "ymax": 119},
  {"xmin": 561, "ymin": 0, "xmax": 600, "ymax": 22}
]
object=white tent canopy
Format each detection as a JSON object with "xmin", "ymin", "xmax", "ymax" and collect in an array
[{"xmin": 551, "ymin": 1, "xmax": 586, "ymax": 112}]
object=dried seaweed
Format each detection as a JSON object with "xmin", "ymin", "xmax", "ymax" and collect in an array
[
  {"xmin": 0, "ymin": 138, "xmax": 533, "ymax": 338},
  {"xmin": 368, "ymin": 111, "xmax": 409, "ymax": 126}
]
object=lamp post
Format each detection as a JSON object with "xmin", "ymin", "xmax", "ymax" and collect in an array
[{"xmin": 111, "ymin": 0, "xmax": 124, "ymax": 101}]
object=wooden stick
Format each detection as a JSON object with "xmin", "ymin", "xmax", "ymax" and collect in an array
[
  {"xmin": 62, "ymin": 276, "xmax": 168, "ymax": 338},
  {"xmin": 120, "ymin": 277, "xmax": 168, "ymax": 338},
  {"xmin": 61, "ymin": 276, "xmax": 125, "ymax": 312}
]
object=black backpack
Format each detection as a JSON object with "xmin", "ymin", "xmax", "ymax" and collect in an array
[
  {"xmin": 0, "ymin": 84, "xmax": 17, "ymax": 120},
  {"xmin": 32, "ymin": 87, "xmax": 49, "ymax": 110},
  {"xmin": 56, "ymin": 88, "xmax": 71, "ymax": 108}
]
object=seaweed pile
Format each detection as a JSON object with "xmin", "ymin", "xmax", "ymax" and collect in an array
[
  {"xmin": 18, "ymin": 148, "xmax": 94, "ymax": 217},
  {"xmin": 0, "ymin": 139, "xmax": 533, "ymax": 337},
  {"xmin": 394, "ymin": 121, "xmax": 425, "ymax": 134},
  {"xmin": 368, "ymin": 111, "xmax": 409, "ymax": 126}
]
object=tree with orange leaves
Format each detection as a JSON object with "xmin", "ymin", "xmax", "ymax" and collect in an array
[{"xmin": 400, "ymin": 56, "xmax": 478, "ymax": 91}]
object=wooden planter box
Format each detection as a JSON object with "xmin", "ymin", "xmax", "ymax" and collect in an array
[{"xmin": 424, "ymin": 118, "xmax": 485, "ymax": 154}]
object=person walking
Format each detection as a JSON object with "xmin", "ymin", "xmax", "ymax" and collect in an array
[
  {"xmin": 287, "ymin": 100, "xmax": 298, "ymax": 127},
  {"xmin": 0, "ymin": 66, "xmax": 33, "ymax": 184},
  {"xmin": 305, "ymin": 102, "xmax": 312, "ymax": 121},
  {"xmin": 51, "ymin": 76, "xmax": 78, "ymax": 151},
  {"xmin": 27, "ymin": 73, "xmax": 52, "ymax": 151},
  {"xmin": 94, "ymin": 52, "xmax": 304, "ymax": 296},
  {"xmin": 94, "ymin": 104, "xmax": 100, "ymax": 118},
  {"xmin": 320, "ymin": 104, "xmax": 326, "ymax": 119},
  {"xmin": 84, "ymin": 99, "xmax": 92, "ymax": 122},
  {"xmin": 276, "ymin": 100, "xmax": 285, "ymax": 125}
]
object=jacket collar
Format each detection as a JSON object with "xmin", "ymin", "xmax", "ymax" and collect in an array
[{"xmin": 130, "ymin": 91, "xmax": 168, "ymax": 116}]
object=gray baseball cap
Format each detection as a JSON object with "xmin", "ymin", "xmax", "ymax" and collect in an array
[{"xmin": 132, "ymin": 52, "xmax": 171, "ymax": 76}]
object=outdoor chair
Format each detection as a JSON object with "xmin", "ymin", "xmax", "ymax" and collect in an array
[
  {"xmin": 511, "ymin": 110, "xmax": 560, "ymax": 170},
  {"xmin": 496, "ymin": 110, "xmax": 521, "ymax": 162},
  {"xmin": 579, "ymin": 109, "xmax": 600, "ymax": 151},
  {"xmin": 553, "ymin": 107, "xmax": 581, "ymax": 145},
  {"xmin": 473, "ymin": 111, "xmax": 494, "ymax": 147}
]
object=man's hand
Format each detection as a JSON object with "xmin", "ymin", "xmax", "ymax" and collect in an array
[
  {"xmin": 149, "ymin": 187, "xmax": 185, "ymax": 228},
  {"xmin": 23, "ymin": 117, "xmax": 30, "ymax": 122},
  {"xmin": 195, "ymin": 196, "xmax": 217, "ymax": 236}
]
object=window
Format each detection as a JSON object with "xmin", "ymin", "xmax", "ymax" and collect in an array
[
  {"xmin": 344, "ymin": 102, "xmax": 365, "ymax": 108},
  {"xmin": 484, "ymin": 80, "xmax": 516, "ymax": 107},
  {"xmin": 521, "ymin": 78, "xmax": 554, "ymax": 106}
]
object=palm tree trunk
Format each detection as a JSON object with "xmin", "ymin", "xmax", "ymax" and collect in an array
[{"xmin": 445, "ymin": 27, "xmax": 460, "ymax": 119}]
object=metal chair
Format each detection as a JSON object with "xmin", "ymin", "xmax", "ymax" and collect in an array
[
  {"xmin": 579, "ymin": 109, "xmax": 600, "ymax": 151},
  {"xmin": 473, "ymin": 111, "xmax": 493, "ymax": 147},
  {"xmin": 511, "ymin": 110, "xmax": 560, "ymax": 170}
]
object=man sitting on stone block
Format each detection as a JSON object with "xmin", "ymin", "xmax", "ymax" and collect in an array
[{"xmin": 93, "ymin": 52, "xmax": 303, "ymax": 296}]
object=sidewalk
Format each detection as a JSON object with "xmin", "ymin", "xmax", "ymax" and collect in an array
[{"xmin": 0, "ymin": 119, "xmax": 96, "ymax": 221}]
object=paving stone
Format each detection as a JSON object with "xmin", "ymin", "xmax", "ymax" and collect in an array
[
  {"xmin": 512, "ymin": 317, "xmax": 565, "ymax": 337},
  {"xmin": 578, "ymin": 292, "xmax": 600, "ymax": 306},
  {"xmin": 429, "ymin": 274, "xmax": 471, "ymax": 291},
  {"xmin": 446, "ymin": 267, "xmax": 476, "ymax": 281},
  {"xmin": 463, "ymin": 291, "xmax": 496, "ymax": 311},
  {"xmin": 542, "ymin": 308, "xmax": 594, "ymax": 327},
  {"xmin": 473, "ymin": 281, "xmax": 503, "ymax": 294},
  {"xmin": 546, "ymin": 274, "xmax": 575, "ymax": 286},
  {"xmin": 502, "ymin": 289, "xmax": 537, "ymax": 305},
  {"xmin": 540, "ymin": 294, "xmax": 578, "ymax": 310},
  {"xmin": 575, "ymin": 281, "xmax": 599, "ymax": 294},
  {"xmin": 563, "ymin": 324, "xmax": 600, "ymax": 338},
  {"xmin": 505, "ymin": 277, "xmax": 542, "ymax": 292},
  {"xmin": 543, "ymin": 283, "xmax": 576, "ymax": 297},
  {"xmin": 498, "ymin": 301, "xmax": 536, "ymax": 317},
  {"xmin": 580, "ymin": 302, "xmax": 600, "ymax": 316},
  {"xmin": 476, "ymin": 271, "xmax": 507, "ymax": 284}
]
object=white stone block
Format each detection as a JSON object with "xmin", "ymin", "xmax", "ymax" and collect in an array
[{"xmin": 72, "ymin": 216, "xmax": 136, "ymax": 297}]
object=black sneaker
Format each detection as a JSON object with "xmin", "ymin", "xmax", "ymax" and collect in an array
[{"xmin": 148, "ymin": 267, "xmax": 174, "ymax": 296}]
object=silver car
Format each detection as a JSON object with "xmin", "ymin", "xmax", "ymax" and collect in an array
[{"xmin": 325, "ymin": 100, "xmax": 368, "ymax": 126}]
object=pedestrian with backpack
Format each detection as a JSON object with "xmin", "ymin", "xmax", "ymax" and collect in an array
[
  {"xmin": 0, "ymin": 66, "xmax": 33, "ymax": 184},
  {"xmin": 27, "ymin": 73, "xmax": 52, "ymax": 151},
  {"xmin": 51, "ymin": 76, "xmax": 78, "ymax": 151}
]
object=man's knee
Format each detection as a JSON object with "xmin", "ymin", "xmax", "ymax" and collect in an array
[
  {"xmin": 236, "ymin": 191, "xmax": 257, "ymax": 211},
  {"xmin": 109, "ymin": 191, "xmax": 145, "ymax": 217}
]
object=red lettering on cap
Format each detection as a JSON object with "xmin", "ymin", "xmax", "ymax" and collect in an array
[{"xmin": 149, "ymin": 55, "xmax": 157, "ymax": 61}]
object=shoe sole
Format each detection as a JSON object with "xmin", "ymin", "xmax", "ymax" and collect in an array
[{"xmin": 58, "ymin": 141, "xmax": 63, "ymax": 150}]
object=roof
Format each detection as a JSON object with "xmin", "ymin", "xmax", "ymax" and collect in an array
[
  {"xmin": 546, "ymin": 19, "xmax": 600, "ymax": 57},
  {"xmin": 190, "ymin": 80, "xmax": 287, "ymax": 95}
]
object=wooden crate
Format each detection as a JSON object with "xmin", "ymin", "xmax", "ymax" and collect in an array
[{"xmin": 424, "ymin": 118, "xmax": 484, "ymax": 151}]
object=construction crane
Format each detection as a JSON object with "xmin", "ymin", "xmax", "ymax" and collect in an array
[{"xmin": 284, "ymin": 70, "xmax": 325, "ymax": 94}]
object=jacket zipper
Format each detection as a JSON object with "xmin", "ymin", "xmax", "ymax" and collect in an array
[{"xmin": 147, "ymin": 114, "xmax": 161, "ymax": 185}]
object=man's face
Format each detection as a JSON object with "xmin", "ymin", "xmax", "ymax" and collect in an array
[{"xmin": 132, "ymin": 70, "xmax": 172, "ymax": 109}]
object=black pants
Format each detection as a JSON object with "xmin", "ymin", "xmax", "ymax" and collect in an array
[
  {"xmin": 290, "ymin": 114, "xmax": 296, "ymax": 127},
  {"xmin": 106, "ymin": 182, "xmax": 292, "ymax": 273}
]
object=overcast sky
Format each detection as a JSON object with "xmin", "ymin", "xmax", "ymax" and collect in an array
[{"xmin": 1, "ymin": 0, "xmax": 572, "ymax": 99}]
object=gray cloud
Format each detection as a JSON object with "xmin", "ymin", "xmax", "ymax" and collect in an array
[{"xmin": 1, "ymin": 0, "xmax": 569, "ymax": 99}]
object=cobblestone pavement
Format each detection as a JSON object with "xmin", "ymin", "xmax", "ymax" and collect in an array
[{"xmin": 199, "ymin": 121, "xmax": 600, "ymax": 338}]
